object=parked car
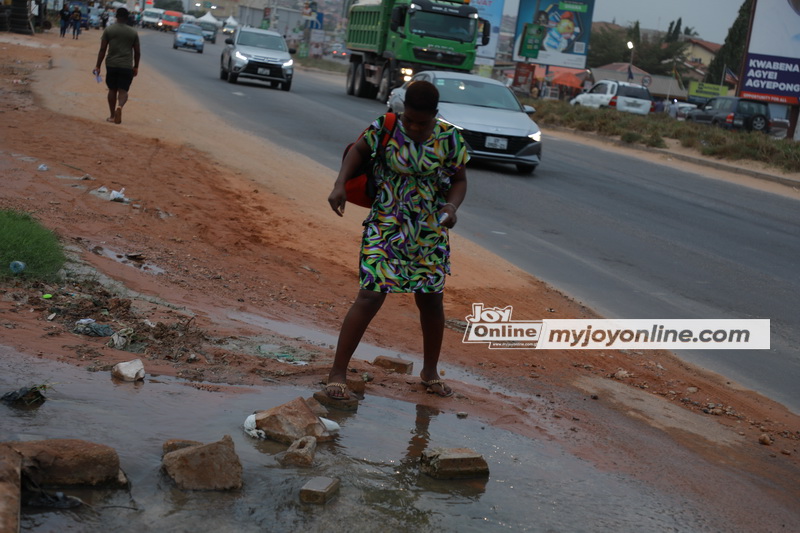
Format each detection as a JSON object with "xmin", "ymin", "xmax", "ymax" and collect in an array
[
  {"xmin": 197, "ymin": 21, "xmax": 218, "ymax": 44},
  {"xmin": 675, "ymin": 102, "xmax": 698, "ymax": 120},
  {"xmin": 173, "ymin": 23, "xmax": 204, "ymax": 53},
  {"xmin": 220, "ymin": 27, "xmax": 296, "ymax": 91},
  {"xmin": 570, "ymin": 80, "xmax": 654, "ymax": 115},
  {"xmin": 686, "ymin": 96, "xmax": 771, "ymax": 133},
  {"xmin": 387, "ymin": 71, "xmax": 542, "ymax": 174}
]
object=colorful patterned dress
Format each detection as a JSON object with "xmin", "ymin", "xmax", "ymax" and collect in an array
[{"xmin": 359, "ymin": 114, "xmax": 469, "ymax": 293}]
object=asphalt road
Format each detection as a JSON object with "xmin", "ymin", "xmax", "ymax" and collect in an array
[{"xmin": 141, "ymin": 30, "xmax": 800, "ymax": 413}]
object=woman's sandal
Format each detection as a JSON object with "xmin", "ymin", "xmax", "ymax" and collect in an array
[
  {"xmin": 323, "ymin": 382, "xmax": 350, "ymax": 400},
  {"xmin": 420, "ymin": 379, "xmax": 454, "ymax": 398}
]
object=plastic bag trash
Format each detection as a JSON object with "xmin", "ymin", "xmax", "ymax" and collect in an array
[
  {"xmin": 75, "ymin": 318, "xmax": 96, "ymax": 325},
  {"xmin": 319, "ymin": 417, "xmax": 340, "ymax": 434},
  {"xmin": 9, "ymin": 261, "xmax": 26, "ymax": 274},
  {"xmin": 73, "ymin": 322, "xmax": 115, "ymax": 337},
  {"xmin": 110, "ymin": 187, "xmax": 126, "ymax": 202},
  {"xmin": 243, "ymin": 413, "xmax": 266, "ymax": 439},
  {"xmin": 37, "ymin": 163, "xmax": 48, "ymax": 171},
  {"xmin": 108, "ymin": 327, "xmax": 134, "ymax": 350}
]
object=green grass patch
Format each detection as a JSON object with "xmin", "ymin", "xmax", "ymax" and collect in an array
[
  {"xmin": 525, "ymin": 98, "xmax": 800, "ymax": 172},
  {"xmin": 0, "ymin": 210, "xmax": 66, "ymax": 282}
]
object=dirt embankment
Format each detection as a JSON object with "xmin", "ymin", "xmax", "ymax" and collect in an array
[{"xmin": 1, "ymin": 31, "xmax": 799, "ymax": 525}]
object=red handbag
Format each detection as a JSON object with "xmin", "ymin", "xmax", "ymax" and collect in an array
[{"xmin": 343, "ymin": 113, "xmax": 397, "ymax": 208}]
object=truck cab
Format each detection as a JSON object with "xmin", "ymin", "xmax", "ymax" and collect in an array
[{"xmin": 345, "ymin": 0, "xmax": 490, "ymax": 101}]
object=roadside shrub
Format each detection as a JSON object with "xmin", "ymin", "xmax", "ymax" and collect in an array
[
  {"xmin": 620, "ymin": 131, "xmax": 643, "ymax": 144},
  {"xmin": 644, "ymin": 133, "xmax": 667, "ymax": 148},
  {"xmin": 523, "ymin": 95, "xmax": 800, "ymax": 172},
  {"xmin": 0, "ymin": 210, "xmax": 66, "ymax": 282}
]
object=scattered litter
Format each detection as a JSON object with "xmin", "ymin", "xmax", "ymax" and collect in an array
[
  {"xmin": 97, "ymin": 186, "xmax": 109, "ymax": 193},
  {"xmin": 37, "ymin": 163, "xmax": 49, "ymax": 171},
  {"xmin": 110, "ymin": 187, "xmax": 126, "ymax": 202},
  {"xmin": 319, "ymin": 417, "xmax": 340, "ymax": 434},
  {"xmin": 47, "ymin": 313, "xmax": 57, "ymax": 321},
  {"xmin": 42, "ymin": 294, "xmax": 53, "ymax": 299},
  {"xmin": 9, "ymin": 261, "xmax": 26, "ymax": 274},
  {"xmin": 73, "ymin": 321, "xmax": 115, "ymax": 337},
  {"xmin": 243, "ymin": 413, "xmax": 266, "ymax": 439},
  {"xmin": 108, "ymin": 327, "xmax": 134, "ymax": 350},
  {"xmin": 76, "ymin": 318, "xmax": 96, "ymax": 325}
]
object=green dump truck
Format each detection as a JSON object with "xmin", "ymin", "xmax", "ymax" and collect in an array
[{"xmin": 345, "ymin": 0, "xmax": 490, "ymax": 101}]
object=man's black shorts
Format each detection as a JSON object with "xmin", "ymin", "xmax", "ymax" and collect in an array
[{"xmin": 105, "ymin": 67, "xmax": 134, "ymax": 91}]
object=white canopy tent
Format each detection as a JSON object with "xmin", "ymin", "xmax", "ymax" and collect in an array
[
  {"xmin": 197, "ymin": 11, "xmax": 222, "ymax": 28},
  {"xmin": 224, "ymin": 15, "xmax": 239, "ymax": 26}
]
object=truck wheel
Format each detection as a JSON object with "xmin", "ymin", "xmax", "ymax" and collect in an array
[
  {"xmin": 376, "ymin": 68, "xmax": 392, "ymax": 102},
  {"xmin": 227, "ymin": 63, "xmax": 238, "ymax": 84},
  {"xmin": 353, "ymin": 63, "xmax": 367, "ymax": 97},
  {"xmin": 282, "ymin": 80, "xmax": 292, "ymax": 91},
  {"xmin": 219, "ymin": 62, "xmax": 227, "ymax": 80},
  {"xmin": 346, "ymin": 63, "xmax": 356, "ymax": 95}
]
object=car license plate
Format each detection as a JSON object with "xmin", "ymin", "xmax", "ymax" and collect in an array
[
  {"xmin": 733, "ymin": 118, "xmax": 744, "ymax": 126},
  {"xmin": 258, "ymin": 68, "xmax": 270, "ymax": 75},
  {"xmin": 485, "ymin": 136, "xmax": 507, "ymax": 149}
]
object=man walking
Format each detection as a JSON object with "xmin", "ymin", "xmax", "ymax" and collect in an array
[
  {"xmin": 93, "ymin": 7, "xmax": 140, "ymax": 124},
  {"xmin": 59, "ymin": 4, "xmax": 70, "ymax": 38}
]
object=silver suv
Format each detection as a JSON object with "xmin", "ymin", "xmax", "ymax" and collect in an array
[
  {"xmin": 220, "ymin": 27, "xmax": 295, "ymax": 91},
  {"xmin": 570, "ymin": 80, "xmax": 653, "ymax": 115}
]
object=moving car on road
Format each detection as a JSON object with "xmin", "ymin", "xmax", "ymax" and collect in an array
[
  {"xmin": 220, "ymin": 27, "xmax": 296, "ymax": 91},
  {"xmin": 197, "ymin": 21, "xmax": 218, "ymax": 44},
  {"xmin": 173, "ymin": 23, "xmax": 205, "ymax": 53},
  {"xmin": 387, "ymin": 71, "xmax": 542, "ymax": 174},
  {"xmin": 570, "ymin": 80, "xmax": 654, "ymax": 116},
  {"xmin": 686, "ymin": 96, "xmax": 772, "ymax": 133}
]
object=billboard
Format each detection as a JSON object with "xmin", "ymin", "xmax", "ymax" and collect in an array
[
  {"xmin": 741, "ymin": 0, "xmax": 800, "ymax": 105},
  {"xmin": 513, "ymin": 0, "xmax": 596, "ymax": 69},
  {"xmin": 473, "ymin": 0, "xmax": 505, "ymax": 67}
]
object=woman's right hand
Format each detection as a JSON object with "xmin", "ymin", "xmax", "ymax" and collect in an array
[{"xmin": 328, "ymin": 184, "xmax": 347, "ymax": 217}]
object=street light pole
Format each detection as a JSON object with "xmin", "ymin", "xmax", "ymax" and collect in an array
[{"xmin": 627, "ymin": 40, "xmax": 634, "ymax": 68}]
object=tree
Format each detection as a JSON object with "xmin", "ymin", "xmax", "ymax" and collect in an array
[
  {"xmin": 707, "ymin": 0, "xmax": 753, "ymax": 85},
  {"xmin": 586, "ymin": 26, "xmax": 628, "ymax": 68},
  {"xmin": 671, "ymin": 17, "xmax": 682, "ymax": 42}
]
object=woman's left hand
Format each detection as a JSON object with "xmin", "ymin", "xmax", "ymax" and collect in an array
[{"xmin": 437, "ymin": 203, "xmax": 457, "ymax": 229}]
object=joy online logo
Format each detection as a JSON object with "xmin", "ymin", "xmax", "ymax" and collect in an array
[{"xmin": 463, "ymin": 303, "xmax": 542, "ymax": 349}]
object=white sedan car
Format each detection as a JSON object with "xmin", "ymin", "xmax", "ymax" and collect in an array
[{"xmin": 387, "ymin": 71, "xmax": 542, "ymax": 174}]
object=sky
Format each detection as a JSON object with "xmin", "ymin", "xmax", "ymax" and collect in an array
[{"xmin": 502, "ymin": 0, "xmax": 742, "ymax": 45}]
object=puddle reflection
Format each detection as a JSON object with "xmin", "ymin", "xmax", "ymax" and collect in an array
[{"xmin": 0, "ymin": 345, "xmax": 726, "ymax": 532}]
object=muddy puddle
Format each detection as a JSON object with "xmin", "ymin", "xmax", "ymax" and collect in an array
[{"xmin": 1, "ymin": 345, "xmax": 726, "ymax": 532}]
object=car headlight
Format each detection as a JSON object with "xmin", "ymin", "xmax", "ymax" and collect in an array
[
  {"xmin": 283, "ymin": 59, "xmax": 293, "ymax": 68},
  {"xmin": 235, "ymin": 50, "xmax": 249, "ymax": 61},
  {"xmin": 528, "ymin": 130, "xmax": 542, "ymax": 142},
  {"xmin": 437, "ymin": 116, "xmax": 463, "ymax": 130}
]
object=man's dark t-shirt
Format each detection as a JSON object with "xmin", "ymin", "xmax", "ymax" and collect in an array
[{"xmin": 101, "ymin": 23, "xmax": 140, "ymax": 69}]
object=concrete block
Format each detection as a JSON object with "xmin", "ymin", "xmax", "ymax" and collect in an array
[
  {"xmin": 372, "ymin": 355, "xmax": 413, "ymax": 375},
  {"xmin": 312, "ymin": 390, "xmax": 358, "ymax": 412},
  {"xmin": 299, "ymin": 476, "xmax": 340, "ymax": 504},
  {"xmin": 420, "ymin": 448, "xmax": 490, "ymax": 479}
]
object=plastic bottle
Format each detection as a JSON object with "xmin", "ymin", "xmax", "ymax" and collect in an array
[
  {"xmin": 9, "ymin": 261, "xmax": 26, "ymax": 274},
  {"xmin": 93, "ymin": 69, "xmax": 102, "ymax": 83}
]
